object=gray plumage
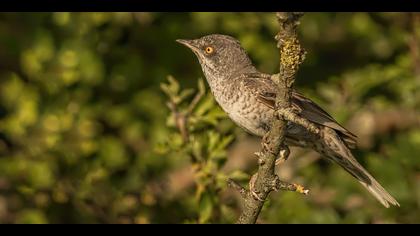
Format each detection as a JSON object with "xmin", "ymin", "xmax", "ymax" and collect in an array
[{"xmin": 176, "ymin": 34, "xmax": 399, "ymax": 208}]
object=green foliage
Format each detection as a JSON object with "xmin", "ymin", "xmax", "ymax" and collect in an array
[
  {"xmin": 160, "ymin": 76, "xmax": 239, "ymax": 223},
  {"xmin": 0, "ymin": 13, "xmax": 419, "ymax": 223}
]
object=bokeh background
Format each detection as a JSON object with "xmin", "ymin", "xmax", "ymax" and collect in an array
[{"xmin": 0, "ymin": 12, "xmax": 419, "ymax": 224}]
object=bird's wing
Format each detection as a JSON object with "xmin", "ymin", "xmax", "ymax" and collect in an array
[
  {"xmin": 243, "ymin": 75, "xmax": 357, "ymax": 149},
  {"xmin": 291, "ymin": 91, "xmax": 357, "ymax": 148}
]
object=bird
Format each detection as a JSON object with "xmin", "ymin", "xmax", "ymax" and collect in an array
[{"xmin": 176, "ymin": 34, "xmax": 400, "ymax": 208}]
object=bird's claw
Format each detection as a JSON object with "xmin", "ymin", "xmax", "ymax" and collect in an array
[
  {"xmin": 275, "ymin": 145, "xmax": 290, "ymax": 166},
  {"xmin": 249, "ymin": 173, "xmax": 265, "ymax": 202}
]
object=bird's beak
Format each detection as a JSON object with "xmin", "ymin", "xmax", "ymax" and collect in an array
[{"xmin": 176, "ymin": 39, "xmax": 199, "ymax": 52}]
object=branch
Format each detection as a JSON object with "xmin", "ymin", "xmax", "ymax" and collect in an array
[
  {"xmin": 231, "ymin": 12, "xmax": 307, "ymax": 224},
  {"xmin": 277, "ymin": 108, "xmax": 320, "ymax": 135},
  {"xmin": 163, "ymin": 78, "xmax": 205, "ymax": 165}
]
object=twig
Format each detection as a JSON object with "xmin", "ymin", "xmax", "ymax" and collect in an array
[
  {"xmin": 277, "ymin": 108, "xmax": 320, "ymax": 135},
  {"xmin": 165, "ymin": 84, "xmax": 205, "ymax": 144},
  {"xmin": 187, "ymin": 86, "xmax": 205, "ymax": 115},
  {"xmin": 166, "ymin": 101, "xmax": 189, "ymax": 143},
  {"xmin": 227, "ymin": 179, "xmax": 248, "ymax": 199},
  {"xmin": 231, "ymin": 12, "xmax": 307, "ymax": 224},
  {"xmin": 164, "ymin": 79, "xmax": 205, "ymax": 164}
]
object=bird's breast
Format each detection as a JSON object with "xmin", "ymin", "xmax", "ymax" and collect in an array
[
  {"xmin": 206, "ymin": 77, "xmax": 316, "ymax": 147},
  {"xmin": 209, "ymin": 80, "xmax": 273, "ymax": 137}
]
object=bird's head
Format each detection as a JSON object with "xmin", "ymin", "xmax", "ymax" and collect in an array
[{"xmin": 176, "ymin": 34, "xmax": 256, "ymax": 80}]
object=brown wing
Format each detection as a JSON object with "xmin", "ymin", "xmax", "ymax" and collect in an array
[{"xmin": 255, "ymin": 83, "xmax": 357, "ymax": 149}]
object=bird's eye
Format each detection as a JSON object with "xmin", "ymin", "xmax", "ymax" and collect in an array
[{"xmin": 205, "ymin": 46, "xmax": 214, "ymax": 54}]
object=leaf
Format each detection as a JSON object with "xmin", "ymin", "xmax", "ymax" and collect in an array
[
  {"xmin": 166, "ymin": 75, "xmax": 180, "ymax": 95},
  {"xmin": 217, "ymin": 135, "xmax": 234, "ymax": 150},
  {"xmin": 160, "ymin": 83, "xmax": 172, "ymax": 97},
  {"xmin": 178, "ymin": 88, "xmax": 195, "ymax": 102},
  {"xmin": 207, "ymin": 133, "xmax": 233, "ymax": 161},
  {"xmin": 166, "ymin": 133, "xmax": 184, "ymax": 150},
  {"xmin": 207, "ymin": 131, "xmax": 220, "ymax": 153},
  {"xmin": 197, "ymin": 78, "xmax": 206, "ymax": 95},
  {"xmin": 160, "ymin": 75, "xmax": 180, "ymax": 98},
  {"xmin": 228, "ymin": 170, "xmax": 250, "ymax": 181},
  {"xmin": 190, "ymin": 136, "xmax": 203, "ymax": 162},
  {"xmin": 194, "ymin": 93, "xmax": 215, "ymax": 117},
  {"xmin": 198, "ymin": 192, "xmax": 214, "ymax": 224}
]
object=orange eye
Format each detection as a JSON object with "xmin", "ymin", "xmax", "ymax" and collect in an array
[{"xmin": 205, "ymin": 46, "xmax": 214, "ymax": 54}]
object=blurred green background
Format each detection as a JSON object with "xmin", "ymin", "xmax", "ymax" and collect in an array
[{"xmin": 0, "ymin": 12, "xmax": 419, "ymax": 224}]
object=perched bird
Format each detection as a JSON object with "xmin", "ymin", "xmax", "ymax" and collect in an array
[{"xmin": 176, "ymin": 34, "xmax": 399, "ymax": 208}]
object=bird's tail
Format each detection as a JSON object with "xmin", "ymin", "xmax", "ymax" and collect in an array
[{"xmin": 318, "ymin": 128, "xmax": 400, "ymax": 208}]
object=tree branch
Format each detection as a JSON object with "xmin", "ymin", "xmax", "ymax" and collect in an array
[
  {"xmin": 277, "ymin": 108, "xmax": 319, "ymax": 135},
  {"xmin": 231, "ymin": 12, "xmax": 307, "ymax": 224}
]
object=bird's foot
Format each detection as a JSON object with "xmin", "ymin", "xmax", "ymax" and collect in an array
[
  {"xmin": 275, "ymin": 145, "xmax": 290, "ymax": 166},
  {"xmin": 249, "ymin": 173, "xmax": 265, "ymax": 202}
]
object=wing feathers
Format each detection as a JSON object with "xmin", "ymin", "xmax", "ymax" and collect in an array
[{"xmin": 257, "ymin": 89, "xmax": 357, "ymax": 149}]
